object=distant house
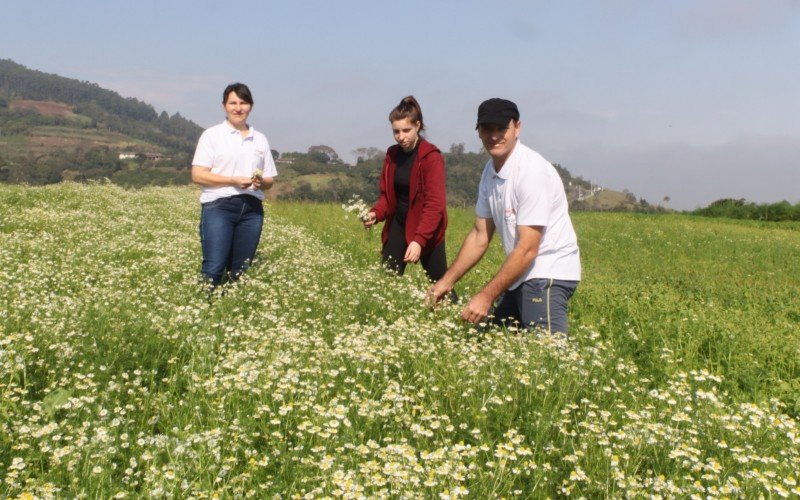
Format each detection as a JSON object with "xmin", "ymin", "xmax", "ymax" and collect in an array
[
  {"xmin": 143, "ymin": 153, "xmax": 171, "ymax": 161},
  {"xmin": 118, "ymin": 152, "xmax": 172, "ymax": 161},
  {"xmin": 575, "ymin": 184, "xmax": 603, "ymax": 202}
]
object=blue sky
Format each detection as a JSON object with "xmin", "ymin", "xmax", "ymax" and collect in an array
[{"xmin": 2, "ymin": 0, "xmax": 799, "ymax": 209}]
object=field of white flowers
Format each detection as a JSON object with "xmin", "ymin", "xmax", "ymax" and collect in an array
[{"xmin": 1, "ymin": 183, "xmax": 799, "ymax": 498}]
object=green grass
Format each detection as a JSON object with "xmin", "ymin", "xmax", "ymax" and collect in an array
[
  {"xmin": 0, "ymin": 126, "xmax": 158, "ymax": 154},
  {"xmin": 302, "ymin": 173, "xmax": 341, "ymax": 189},
  {"xmin": 0, "ymin": 135, "xmax": 28, "ymax": 147},
  {"xmin": 276, "ymin": 204, "xmax": 800, "ymax": 411},
  {"xmin": 1, "ymin": 184, "xmax": 798, "ymax": 497},
  {"xmin": 570, "ymin": 212, "xmax": 800, "ymax": 404},
  {"xmin": 279, "ymin": 172, "xmax": 367, "ymax": 191},
  {"xmin": 30, "ymin": 125, "xmax": 114, "ymax": 139}
]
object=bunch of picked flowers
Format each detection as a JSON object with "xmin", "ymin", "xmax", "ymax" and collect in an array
[{"xmin": 342, "ymin": 194, "xmax": 371, "ymax": 222}]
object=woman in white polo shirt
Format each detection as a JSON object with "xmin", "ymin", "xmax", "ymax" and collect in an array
[{"xmin": 191, "ymin": 83, "xmax": 278, "ymax": 288}]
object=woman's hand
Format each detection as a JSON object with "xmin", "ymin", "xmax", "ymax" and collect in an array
[
  {"xmin": 404, "ymin": 241, "xmax": 422, "ymax": 263},
  {"xmin": 362, "ymin": 212, "xmax": 377, "ymax": 229},
  {"xmin": 231, "ymin": 176, "xmax": 254, "ymax": 189},
  {"xmin": 250, "ymin": 176, "xmax": 274, "ymax": 191}
]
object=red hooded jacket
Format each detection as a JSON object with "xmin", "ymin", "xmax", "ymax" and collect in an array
[{"xmin": 370, "ymin": 139, "xmax": 448, "ymax": 251}]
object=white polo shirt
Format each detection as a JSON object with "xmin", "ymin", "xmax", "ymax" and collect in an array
[
  {"xmin": 192, "ymin": 120, "xmax": 278, "ymax": 204},
  {"xmin": 476, "ymin": 141, "xmax": 581, "ymax": 290}
]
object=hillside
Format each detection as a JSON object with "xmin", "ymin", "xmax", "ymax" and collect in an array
[
  {"xmin": 275, "ymin": 148, "xmax": 658, "ymax": 212},
  {"xmin": 0, "ymin": 59, "xmax": 201, "ymax": 185},
  {"xmin": 0, "ymin": 59, "xmax": 655, "ymax": 210}
]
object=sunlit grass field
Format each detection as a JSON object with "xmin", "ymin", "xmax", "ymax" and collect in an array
[{"xmin": 1, "ymin": 183, "xmax": 798, "ymax": 497}]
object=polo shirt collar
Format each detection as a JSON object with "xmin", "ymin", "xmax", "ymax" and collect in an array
[
  {"xmin": 492, "ymin": 140, "xmax": 521, "ymax": 180},
  {"xmin": 222, "ymin": 119, "xmax": 253, "ymax": 136}
]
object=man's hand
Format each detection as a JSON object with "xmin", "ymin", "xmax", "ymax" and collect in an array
[
  {"xmin": 461, "ymin": 291, "xmax": 493, "ymax": 324},
  {"xmin": 426, "ymin": 279, "xmax": 453, "ymax": 307},
  {"xmin": 404, "ymin": 242, "xmax": 422, "ymax": 263}
]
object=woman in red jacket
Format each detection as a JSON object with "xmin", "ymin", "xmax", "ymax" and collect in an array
[{"xmin": 363, "ymin": 96, "xmax": 453, "ymax": 291}]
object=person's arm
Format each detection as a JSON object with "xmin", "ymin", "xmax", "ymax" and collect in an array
[
  {"xmin": 253, "ymin": 140, "xmax": 278, "ymax": 191},
  {"xmin": 363, "ymin": 177, "xmax": 385, "ymax": 226},
  {"xmin": 365, "ymin": 153, "xmax": 393, "ymax": 229},
  {"xmin": 192, "ymin": 165, "xmax": 254, "ymax": 189},
  {"xmin": 367, "ymin": 153, "xmax": 392, "ymax": 226},
  {"xmin": 460, "ymin": 225, "xmax": 543, "ymax": 324},
  {"xmin": 427, "ymin": 217, "xmax": 495, "ymax": 303},
  {"xmin": 405, "ymin": 151, "xmax": 446, "ymax": 263},
  {"xmin": 411, "ymin": 152, "xmax": 446, "ymax": 247}
]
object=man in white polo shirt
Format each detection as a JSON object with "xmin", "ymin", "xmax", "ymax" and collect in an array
[{"xmin": 428, "ymin": 98, "xmax": 581, "ymax": 333}]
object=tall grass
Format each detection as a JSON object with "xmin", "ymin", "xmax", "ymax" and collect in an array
[
  {"xmin": 277, "ymin": 203, "xmax": 800, "ymax": 412},
  {"xmin": 1, "ymin": 184, "xmax": 798, "ymax": 497}
]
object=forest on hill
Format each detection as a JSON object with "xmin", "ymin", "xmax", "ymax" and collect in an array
[
  {"xmin": 0, "ymin": 59, "xmax": 201, "ymax": 149},
  {"xmin": 0, "ymin": 59, "xmax": 200, "ymax": 185},
  {"xmin": 0, "ymin": 59, "xmax": 660, "ymax": 211},
  {"xmin": 274, "ymin": 144, "xmax": 644, "ymax": 212}
]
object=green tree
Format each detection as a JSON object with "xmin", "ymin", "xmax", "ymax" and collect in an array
[
  {"xmin": 449, "ymin": 142, "xmax": 465, "ymax": 155},
  {"xmin": 352, "ymin": 147, "xmax": 382, "ymax": 164},
  {"xmin": 308, "ymin": 145, "xmax": 340, "ymax": 164}
]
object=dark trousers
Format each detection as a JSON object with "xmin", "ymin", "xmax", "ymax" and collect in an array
[
  {"xmin": 381, "ymin": 217, "xmax": 448, "ymax": 283},
  {"xmin": 199, "ymin": 195, "xmax": 264, "ymax": 286},
  {"xmin": 492, "ymin": 278, "xmax": 578, "ymax": 334}
]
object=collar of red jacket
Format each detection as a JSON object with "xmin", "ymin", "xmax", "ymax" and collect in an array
[{"xmin": 388, "ymin": 138, "xmax": 439, "ymax": 159}]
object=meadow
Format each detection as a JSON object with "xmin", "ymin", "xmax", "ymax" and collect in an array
[{"xmin": 1, "ymin": 182, "xmax": 798, "ymax": 498}]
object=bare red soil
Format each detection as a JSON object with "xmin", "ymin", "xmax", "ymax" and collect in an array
[{"xmin": 10, "ymin": 100, "xmax": 74, "ymax": 117}]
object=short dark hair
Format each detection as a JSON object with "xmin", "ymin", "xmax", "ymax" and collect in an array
[
  {"xmin": 389, "ymin": 95, "xmax": 425, "ymax": 132},
  {"xmin": 223, "ymin": 83, "xmax": 254, "ymax": 105}
]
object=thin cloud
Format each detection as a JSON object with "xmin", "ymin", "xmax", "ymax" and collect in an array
[
  {"xmin": 550, "ymin": 134, "xmax": 800, "ymax": 210},
  {"xmin": 674, "ymin": 0, "xmax": 800, "ymax": 39},
  {"xmin": 94, "ymin": 70, "xmax": 225, "ymax": 117},
  {"xmin": 511, "ymin": 20, "xmax": 539, "ymax": 43},
  {"xmin": 518, "ymin": 91, "xmax": 621, "ymax": 126}
]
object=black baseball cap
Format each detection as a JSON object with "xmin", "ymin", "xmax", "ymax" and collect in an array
[{"xmin": 476, "ymin": 98, "xmax": 519, "ymax": 129}]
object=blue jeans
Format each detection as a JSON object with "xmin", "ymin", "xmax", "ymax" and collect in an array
[
  {"xmin": 492, "ymin": 278, "xmax": 579, "ymax": 334},
  {"xmin": 199, "ymin": 195, "xmax": 264, "ymax": 286}
]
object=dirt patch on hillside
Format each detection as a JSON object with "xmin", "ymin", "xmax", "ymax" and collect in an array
[
  {"xmin": 0, "ymin": 127, "xmax": 151, "ymax": 156},
  {"xmin": 585, "ymin": 190, "xmax": 635, "ymax": 210},
  {"xmin": 10, "ymin": 100, "xmax": 74, "ymax": 117}
]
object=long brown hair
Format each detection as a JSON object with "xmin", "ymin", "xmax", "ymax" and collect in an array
[{"xmin": 389, "ymin": 95, "xmax": 425, "ymax": 132}]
